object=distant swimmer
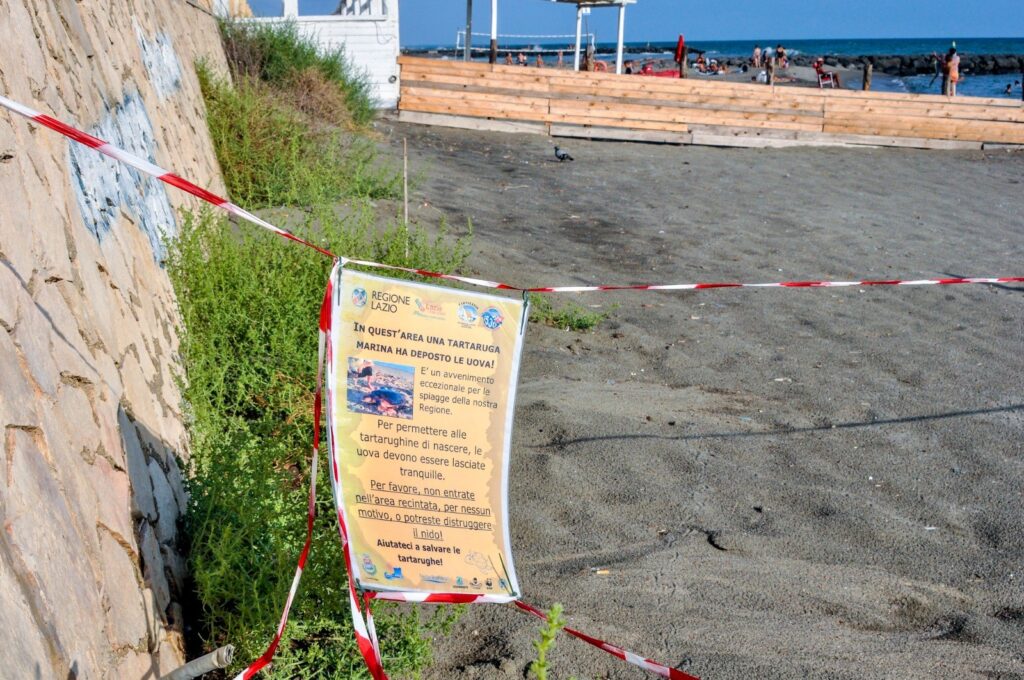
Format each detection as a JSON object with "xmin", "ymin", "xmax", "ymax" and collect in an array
[{"xmin": 554, "ymin": 146, "xmax": 574, "ymax": 162}]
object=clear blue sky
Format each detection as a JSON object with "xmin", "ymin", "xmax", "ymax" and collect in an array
[{"xmin": 399, "ymin": 0, "xmax": 1024, "ymax": 46}]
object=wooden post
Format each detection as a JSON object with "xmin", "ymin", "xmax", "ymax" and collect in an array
[
  {"xmin": 403, "ymin": 138, "xmax": 409, "ymax": 259},
  {"xmin": 767, "ymin": 58, "xmax": 775, "ymax": 87},
  {"xmin": 862, "ymin": 62, "xmax": 873, "ymax": 91},
  {"xmin": 403, "ymin": 139, "xmax": 409, "ymax": 226},
  {"xmin": 1021, "ymin": 64, "xmax": 1024, "ymax": 101}
]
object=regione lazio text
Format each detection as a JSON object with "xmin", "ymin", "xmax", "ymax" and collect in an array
[{"xmin": 328, "ymin": 268, "xmax": 527, "ymax": 597}]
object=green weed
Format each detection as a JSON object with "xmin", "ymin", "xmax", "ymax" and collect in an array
[
  {"xmin": 167, "ymin": 207, "xmax": 472, "ymax": 676},
  {"xmin": 197, "ymin": 63, "xmax": 399, "ymax": 208},
  {"xmin": 177, "ymin": 19, "xmax": 477, "ymax": 675},
  {"xmin": 528, "ymin": 293, "xmax": 611, "ymax": 331},
  {"xmin": 219, "ymin": 19, "xmax": 375, "ymax": 126},
  {"xmin": 529, "ymin": 603, "xmax": 576, "ymax": 680}
]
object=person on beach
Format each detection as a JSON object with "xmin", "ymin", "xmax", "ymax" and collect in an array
[
  {"xmin": 505, "ymin": 53, "xmax": 514, "ymax": 66},
  {"xmin": 557, "ymin": 50, "xmax": 564, "ymax": 68},
  {"xmin": 942, "ymin": 46, "xmax": 958, "ymax": 96},
  {"xmin": 535, "ymin": 54, "xmax": 544, "ymax": 68},
  {"xmin": 752, "ymin": 45, "xmax": 762, "ymax": 68},
  {"xmin": 624, "ymin": 60, "xmax": 635, "ymax": 74},
  {"xmin": 813, "ymin": 57, "xmax": 843, "ymax": 88},
  {"xmin": 775, "ymin": 44, "xmax": 788, "ymax": 69},
  {"xmin": 517, "ymin": 52, "xmax": 528, "ymax": 67},
  {"xmin": 935, "ymin": 45, "xmax": 960, "ymax": 96},
  {"xmin": 947, "ymin": 47, "xmax": 960, "ymax": 96},
  {"xmin": 1006, "ymin": 83, "xmax": 1014, "ymax": 96}
]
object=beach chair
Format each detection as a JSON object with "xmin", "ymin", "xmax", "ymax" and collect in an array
[{"xmin": 814, "ymin": 61, "xmax": 836, "ymax": 88}]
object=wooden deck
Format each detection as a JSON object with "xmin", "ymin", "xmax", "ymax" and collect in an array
[{"xmin": 397, "ymin": 56, "xmax": 1024, "ymax": 150}]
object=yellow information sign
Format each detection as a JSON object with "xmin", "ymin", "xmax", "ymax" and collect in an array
[{"xmin": 327, "ymin": 268, "xmax": 527, "ymax": 596}]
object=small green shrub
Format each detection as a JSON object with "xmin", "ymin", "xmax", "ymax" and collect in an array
[
  {"xmin": 168, "ymin": 207, "xmax": 472, "ymax": 677},
  {"xmin": 529, "ymin": 603, "xmax": 572, "ymax": 680},
  {"xmin": 197, "ymin": 64, "xmax": 399, "ymax": 208},
  {"xmin": 528, "ymin": 293, "xmax": 611, "ymax": 331},
  {"xmin": 219, "ymin": 20, "xmax": 375, "ymax": 126}
]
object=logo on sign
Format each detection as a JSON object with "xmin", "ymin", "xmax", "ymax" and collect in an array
[
  {"xmin": 481, "ymin": 306, "xmax": 504, "ymax": 330},
  {"xmin": 414, "ymin": 298, "xmax": 445, "ymax": 320},
  {"xmin": 361, "ymin": 554, "xmax": 377, "ymax": 575},
  {"xmin": 352, "ymin": 288, "xmax": 367, "ymax": 308},
  {"xmin": 457, "ymin": 303, "xmax": 479, "ymax": 324},
  {"xmin": 384, "ymin": 566, "xmax": 403, "ymax": 580},
  {"xmin": 422, "ymin": 574, "xmax": 448, "ymax": 584}
]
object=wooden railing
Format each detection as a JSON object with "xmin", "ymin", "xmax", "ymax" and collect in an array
[{"xmin": 397, "ymin": 56, "xmax": 1024, "ymax": 149}]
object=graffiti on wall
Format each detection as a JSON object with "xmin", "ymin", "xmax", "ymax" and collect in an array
[
  {"xmin": 68, "ymin": 93, "xmax": 176, "ymax": 260},
  {"xmin": 135, "ymin": 23, "xmax": 183, "ymax": 101}
]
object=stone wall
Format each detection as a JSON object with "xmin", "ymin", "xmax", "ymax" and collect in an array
[{"xmin": 0, "ymin": 1, "xmax": 227, "ymax": 676}]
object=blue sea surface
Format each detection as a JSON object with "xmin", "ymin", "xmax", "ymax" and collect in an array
[{"xmin": 897, "ymin": 73, "xmax": 1023, "ymax": 99}]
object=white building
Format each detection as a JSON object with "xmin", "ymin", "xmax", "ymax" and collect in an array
[{"xmin": 232, "ymin": 0, "xmax": 400, "ymax": 108}]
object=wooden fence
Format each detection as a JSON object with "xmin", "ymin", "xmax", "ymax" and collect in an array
[{"xmin": 397, "ymin": 56, "xmax": 1024, "ymax": 149}]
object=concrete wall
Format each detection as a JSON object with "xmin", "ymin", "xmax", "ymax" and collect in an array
[{"xmin": 0, "ymin": 0, "xmax": 227, "ymax": 676}]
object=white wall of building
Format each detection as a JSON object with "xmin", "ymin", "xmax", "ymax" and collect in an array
[
  {"xmin": 294, "ymin": 14, "xmax": 401, "ymax": 109},
  {"xmin": 239, "ymin": 0, "xmax": 401, "ymax": 109}
]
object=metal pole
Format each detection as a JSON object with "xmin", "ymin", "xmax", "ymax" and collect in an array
[
  {"xmin": 489, "ymin": 0, "xmax": 498, "ymax": 64},
  {"xmin": 615, "ymin": 3, "xmax": 626, "ymax": 75},
  {"xmin": 160, "ymin": 646, "xmax": 234, "ymax": 680},
  {"xmin": 464, "ymin": 0, "xmax": 473, "ymax": 61},
  {"xmin": 573, "ymin": 5, "xmax": 583, "ymax": 71}
]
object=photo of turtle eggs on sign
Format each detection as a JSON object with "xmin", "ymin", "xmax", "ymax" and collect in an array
[{"xmin": 346, "ymin": 358, "xmax": 415, "ymax": 419}]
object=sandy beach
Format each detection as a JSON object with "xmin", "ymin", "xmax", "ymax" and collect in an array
[{"xmin": 369, "ymin": 121, "xmax": 1024, "ymax": 679}]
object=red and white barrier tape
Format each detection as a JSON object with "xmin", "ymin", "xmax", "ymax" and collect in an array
[
  {"xmin": 514, "ymin": 600, "xmax": 700, "ymax": 680},
  {"xmin": 0, "ymin": 94, "xmax": 333, "ymax": 259},
  {"xmin": 2, "ymin": 94, "xmax": 1020, "ymax": 295},
  {"xmin": 360, "ymin": 591, "xmax": 698, "ymax": 679}
]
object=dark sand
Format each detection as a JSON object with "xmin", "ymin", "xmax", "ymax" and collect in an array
[{"xmin": 374, "ymin": 121, "xmax": 1024, "ymax": 679}]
